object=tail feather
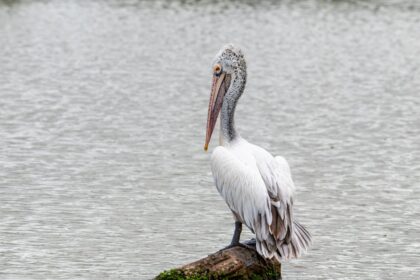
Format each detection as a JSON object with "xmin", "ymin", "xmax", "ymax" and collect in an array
[
  {"xmin": 256, "ymin": 221, "xmax": 312, "ymax": 262},
  {"xmin": 276, "ymin": 221, "xmax": 312, "ymax": 260}
]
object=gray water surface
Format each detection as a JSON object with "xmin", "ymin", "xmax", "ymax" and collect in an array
[{"xmin": 1, "ymin": 0, "xmax": 420, "ymax": 279}]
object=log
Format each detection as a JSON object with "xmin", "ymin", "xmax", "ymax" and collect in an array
[{"xmin": 155, "ymin": 245, "xmax": 281, "ymax": 280}]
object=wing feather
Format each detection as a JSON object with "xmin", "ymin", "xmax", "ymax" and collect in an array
[{"xmin": 251, "ymin": 144, "xmax": 311, "ymax": 260}]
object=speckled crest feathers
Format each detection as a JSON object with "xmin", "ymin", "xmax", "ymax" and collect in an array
[{"xmin": 214, "ymin": 43, "xmax": 247, "ymax": 76}]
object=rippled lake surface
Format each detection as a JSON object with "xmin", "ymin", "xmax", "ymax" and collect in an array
[{"xmin": 1, "ymin": 0, "xmax": 420, "ymax": 279}]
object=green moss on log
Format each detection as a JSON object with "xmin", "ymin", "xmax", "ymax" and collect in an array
[{"xmin": 156, "ymin": 266, "xmax": 280, "ymax": 280}]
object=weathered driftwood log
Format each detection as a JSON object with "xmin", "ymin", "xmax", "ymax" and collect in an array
[{"xmin": 155, "ymin": 245, "xmax": 281, "ymax": 280}]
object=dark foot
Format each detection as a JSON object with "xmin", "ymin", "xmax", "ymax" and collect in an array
[
  {"xmin": 220, "ymin": 241, "xmax": 255, "ymax": 251},
  {"xmin": 235, "ymin": 242, "xmax": 255, "ymax": 250},
  {"xmin": 243, "ymin": 238, "xmax": 256, "ymax": 247}
]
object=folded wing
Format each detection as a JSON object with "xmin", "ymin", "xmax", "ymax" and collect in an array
[{"xmin": 251, "ymin": 144, "xmax": 311, "ymax": 260}]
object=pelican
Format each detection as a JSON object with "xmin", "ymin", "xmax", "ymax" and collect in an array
[{"xmin": 204, "ymin": 44, "xmax": 311, "ymax": 261}]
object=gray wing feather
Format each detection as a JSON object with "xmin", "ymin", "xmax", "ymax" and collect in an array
[{"xmin": 252, "ymin": 145, "xmax": 311, "ymax": 260}]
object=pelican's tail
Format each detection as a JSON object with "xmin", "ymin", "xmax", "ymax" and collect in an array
[{"xmin": 276, "ymin": 221, "xmax": 312, "ymax": 261}]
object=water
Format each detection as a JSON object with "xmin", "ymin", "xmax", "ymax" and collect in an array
[{"xmin": 1, "ymin": 0, "xmax": 419, "ymax": 279}]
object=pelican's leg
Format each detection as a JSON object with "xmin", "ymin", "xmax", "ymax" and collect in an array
[
  {"xmin": 219, "ymin": 221, "xmax": 254, "ymax": 251},
  {"xmin": 230, "ymin": 221, "xmax": 242, "ymax": 246}
]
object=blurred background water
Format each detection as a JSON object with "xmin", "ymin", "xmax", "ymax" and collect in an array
[{"xmin": 0, "ymin": 0, "xmax": 419, "ymax": 279}]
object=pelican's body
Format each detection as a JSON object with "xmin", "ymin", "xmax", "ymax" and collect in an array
[{"xmin": 205, "ymin": 44, "xmax": 311, "ymax": 261}]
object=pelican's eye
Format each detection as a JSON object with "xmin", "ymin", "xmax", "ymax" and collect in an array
[{"xmin": 213, "ymin": 64, "xmax": 222, "ymax": 76}]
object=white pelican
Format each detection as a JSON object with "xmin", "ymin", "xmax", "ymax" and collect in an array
[{"xmin": 204, "ymin": 44, "xmax": 311, "ymax": 261}]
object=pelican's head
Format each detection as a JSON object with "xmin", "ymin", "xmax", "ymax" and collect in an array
[{"xmin": 204, "ymin": 44, "xmax": 247, "ymax": 151}]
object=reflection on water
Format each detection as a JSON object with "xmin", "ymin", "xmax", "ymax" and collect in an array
[{"xmin": 0, "ymin": 0, "xmax": 419, "ymax": 279}]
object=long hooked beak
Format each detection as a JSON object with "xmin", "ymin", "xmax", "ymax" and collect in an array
[{"xmin": 204, "ymin": 72, "xmax": 231, "ymax": 151}]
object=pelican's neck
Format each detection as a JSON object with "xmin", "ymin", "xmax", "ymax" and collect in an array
[{"xmin": 220, "ymin": 71, "xmax": 246, "ymax": 145}]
